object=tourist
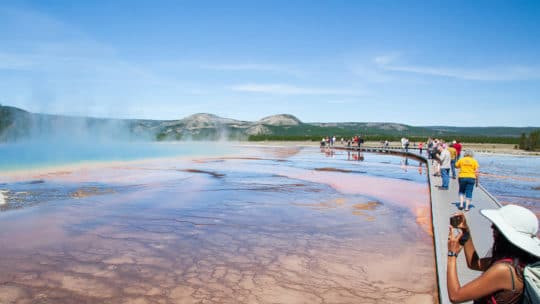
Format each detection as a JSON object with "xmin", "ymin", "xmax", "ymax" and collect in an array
[
  {"xmin": 447, "ymin": 205, "xmax": 540, "ymax": 303},
  {"xmin": 401, "ymin": 137, "xmax": 410, "ymax": 152},
  {"xmin": 448, "ymin": 144, "xmax": 458, "ymax": 179},
  {"xmin": 455, "ymin": 150, "xmax": 479, "ymax": 211},
  {"xmin": 431, "ymin": 139, "xmax": 441, "ymax": 166},
  {"xmin": 418, "ymin": 141, "xmax": 424, "ymax": 155},
  {"xmin": 437, "ymin": 145, "xmax": 451, "ymax": 190},
  {"xmin": 404, "ymin": 138, "xmax": 410, "ymax": 152},
  {"xmin": 427, "ymin": 138, "xmax": 434, "ymax": 159},
  {"xmin": 432, "ymin": 140, "xmax": 441, "ymax": 176},
  {"xmin": 453, "ymin": 140, "xmax": 463, "ymax": 160}
]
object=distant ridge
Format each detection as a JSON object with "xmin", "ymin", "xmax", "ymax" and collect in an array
[
  {"xmin": 257, "ymin": 114, "xmax": 302, "ymax": 126},
  {"xmin": 0, "ymin": 105, "xmax": 538, "ymax": 142},
  {"xmin": 180, "ymin": 113, "xmax": 245, "ymax": 128}
]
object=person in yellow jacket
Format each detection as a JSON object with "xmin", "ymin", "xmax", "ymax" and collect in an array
[
  {"xmin": 448, "ymin": 144, "xmax": 458, "ymax": 179},
  {"xmin": 455, "ymin": 150, "xmax": 479, "ymax": 211}
]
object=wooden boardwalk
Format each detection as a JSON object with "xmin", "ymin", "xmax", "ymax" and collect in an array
[{"xmin": 334, "ymin": 145, "xmax": 502, "ymax": 304}]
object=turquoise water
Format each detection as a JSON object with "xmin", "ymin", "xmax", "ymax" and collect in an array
[{"xmin": 0, "ymin": 141, "xmax": 236, "ymax": 171}]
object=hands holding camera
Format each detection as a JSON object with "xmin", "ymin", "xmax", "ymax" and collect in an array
[{"xmin": 448, "ymin": 213, "xmax": 470, "ymax": 256}]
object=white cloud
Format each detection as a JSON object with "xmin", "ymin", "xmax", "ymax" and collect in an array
[
  {"xmin": 0, "ymin": 52, "xmax": 35, "ymax": 70},
  {"xmin": 350, "ymin": 65, "xmax": 395, "ymax": 83},
  {"xmin": 345, "ymin": 53, "xmax": 401, "ymax": 83},
  {"xmin": 0, "ymin": 7, "xmax": 211, "ymax": 119},
  {"xmin": 355, "ymin": 52, "xmax": 540, "ymax": 81},
  {"xmin": 373, "ymin": 53, "xmax": 400, "ymax": 65},
  {"xmin": 204, "ymin": 63, "xmax": 284, "ymax": 71},
  {"xmin": 327, "ymin": 99, "xmax": 356, "ymax": 104},
  {"xmin": 381, "ymin": 64, "xmax": 540, "ymax": 81},
  {"xmin": 201, "ymin": 63, "xmax": 306, "ymax": 77},
  {"xmin": 228, "ymin": 83, "xmax": 366, "ymax": 96}
]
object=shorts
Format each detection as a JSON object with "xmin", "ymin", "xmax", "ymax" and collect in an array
[{"xmin": 458, "ymin": 177, "xmax": 476, "ymax": 199}]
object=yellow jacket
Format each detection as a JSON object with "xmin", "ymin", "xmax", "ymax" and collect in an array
[
  {"xmin": 455, "ymin": 156, "xmax": 479, "ymax": 178},
  {"xmin": 448, "ymin": 147, "xmax": 457, "ymax": 160}
]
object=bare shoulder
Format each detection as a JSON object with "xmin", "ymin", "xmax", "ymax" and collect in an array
[{"xmin": 483, "ymin": 262, "xmax": 520, "ymax": 290}]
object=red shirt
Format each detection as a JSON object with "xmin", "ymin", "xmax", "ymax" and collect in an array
[{"xmin": 454, "ymin": 143, "xmax": 462, "ymax": 156}]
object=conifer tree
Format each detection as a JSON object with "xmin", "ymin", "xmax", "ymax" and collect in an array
[
  {"xmin": 519, "ymin": 133, "xmax": 527, "ymax": 150},
  {"xmin": 530, "ymin": 130, "xmax": 540, "ymax": 151}
]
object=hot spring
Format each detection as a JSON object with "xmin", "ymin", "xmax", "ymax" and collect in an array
[{"xmin": 0, "ymin": 143, "xmax": 436, "ymax": 303}]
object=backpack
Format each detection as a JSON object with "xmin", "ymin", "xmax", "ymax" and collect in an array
[{"xmin": 522, "ymin": 261, "xmax": 540, "ymax": 304}]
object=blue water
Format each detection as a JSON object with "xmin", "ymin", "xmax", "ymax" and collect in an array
[
  {"xmin": 0, "ymin": 141, "xmax": 236, "ymax": 172},
  {"xmin": 476, "ymin": 153, "xmax": 540, "ymax": 209},
  {"xmin": 0, "ymin": 146, "xmax": 436, "ymax": 303},
  {"xmin": 0, "ymin": 144, "xmax": 536, "ymax": 303},
  {"xmin": 289, "ymin": 148, "xmax": 427, "ymax": 183},
  {"xmin": 2, "ymin": 141, "xmax": 538, "ymax": 211}
]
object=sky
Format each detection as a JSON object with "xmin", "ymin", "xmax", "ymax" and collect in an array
[{"xmin": 1, "ymin": 1, "xmax": 539, "ymax": 126}]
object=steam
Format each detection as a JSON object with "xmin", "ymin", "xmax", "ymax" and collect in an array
[
  {"xmin": 23, "ymin": 114, "xmax": 150, "ymax": 143},
  {"xmin": 0, "ymin": 105, "xmax": 247, "ymax": 146},
  {"xmin": 1, "ymin": 108, "xmax": 157, "ymax": 143},
  {"xmin": 0, "ymin": 190, "xmax": 7, "ymax": 206}
]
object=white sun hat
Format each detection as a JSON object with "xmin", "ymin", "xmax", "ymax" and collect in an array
[{"xmin": 481, "ymin": 204, "xmax": 540, "ymax": 257}]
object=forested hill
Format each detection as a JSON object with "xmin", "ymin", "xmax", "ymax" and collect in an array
[
  {"xmin": 0, "ymin": 105, "xmax": 538, "ymax": 143},
  {"xmin": 422, "ymin": 126, "xmax": 540, "ymax": 137}
]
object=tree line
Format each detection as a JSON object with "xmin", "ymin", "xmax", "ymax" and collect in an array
[
  {"xmin": 248, "ymin": 134, "xmax": 522, "ymax": 145},
  {"xmin": 519, "ymin": 130, "xmax": 540, "ymax": 151}
]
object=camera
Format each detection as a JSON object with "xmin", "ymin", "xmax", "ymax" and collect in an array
[{"xmin": 450, "ymin": 215, "xmax": 462, "ymax": 228}]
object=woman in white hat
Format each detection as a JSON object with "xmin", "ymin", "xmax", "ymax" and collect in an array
[{"xmin": 447, "ymin": 205, "xmax": 540, "ymax": 303}]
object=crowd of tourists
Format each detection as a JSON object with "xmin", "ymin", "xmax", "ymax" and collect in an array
[
  {"xmin": 415, "ymin": 138, "xmax": 539, "ymax": 303},
  {"xmin": 320, "ymin": 135, "xmax": 364, "ymax": 148},
  {"xmin": 323, "ymin": 136, "xmax": 540, "ymax": 303},
  {"xmin": 421, "ymin": 139, "xmax": 540, "ymax": 303},
  {"xmin": 426, "ymin": 139, "xmax": 478, "ymax": 211}
]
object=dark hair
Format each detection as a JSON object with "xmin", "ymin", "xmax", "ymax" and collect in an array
[{"xmin": 491, "ymin": 226, "xmax": 537, "ymax": 266}]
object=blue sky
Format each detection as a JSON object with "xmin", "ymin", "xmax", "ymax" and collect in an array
[{"xmin": 1, "ymin": 1, "xmax": 539, "ymax": 126}]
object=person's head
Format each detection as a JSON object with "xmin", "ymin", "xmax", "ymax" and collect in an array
[
  {"xmin": 481, "ymin": 205, "xmax": 540, "ymax": 263},
  {"xmin": 463, "ymin": 150, "xmax": 474, "ymax": 157}
]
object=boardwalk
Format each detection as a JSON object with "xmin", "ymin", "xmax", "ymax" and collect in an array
[{"xmin": 334, "ymin": 145, "xmax": 502, "ymax": 304}]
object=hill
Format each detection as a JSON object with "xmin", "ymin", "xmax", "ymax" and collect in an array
[{"xmin": 0, "ymin": 105, "xmax": 538, "ymax": 143}]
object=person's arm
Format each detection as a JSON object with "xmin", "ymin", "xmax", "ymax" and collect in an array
[
  {"xmin": 475, "ymin": 160, "xmax": 480, "ymax": 187},
  {"xmin": 447, "ymin": 227, "xmax": 513, "ymax": 303},
  {"xmin": 453, "ymin": 213, "xmax": 491, "ymax": 271},
  {"xmin": 461, "ymin": 229, "xmax": 492, "ymax": 271}
]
